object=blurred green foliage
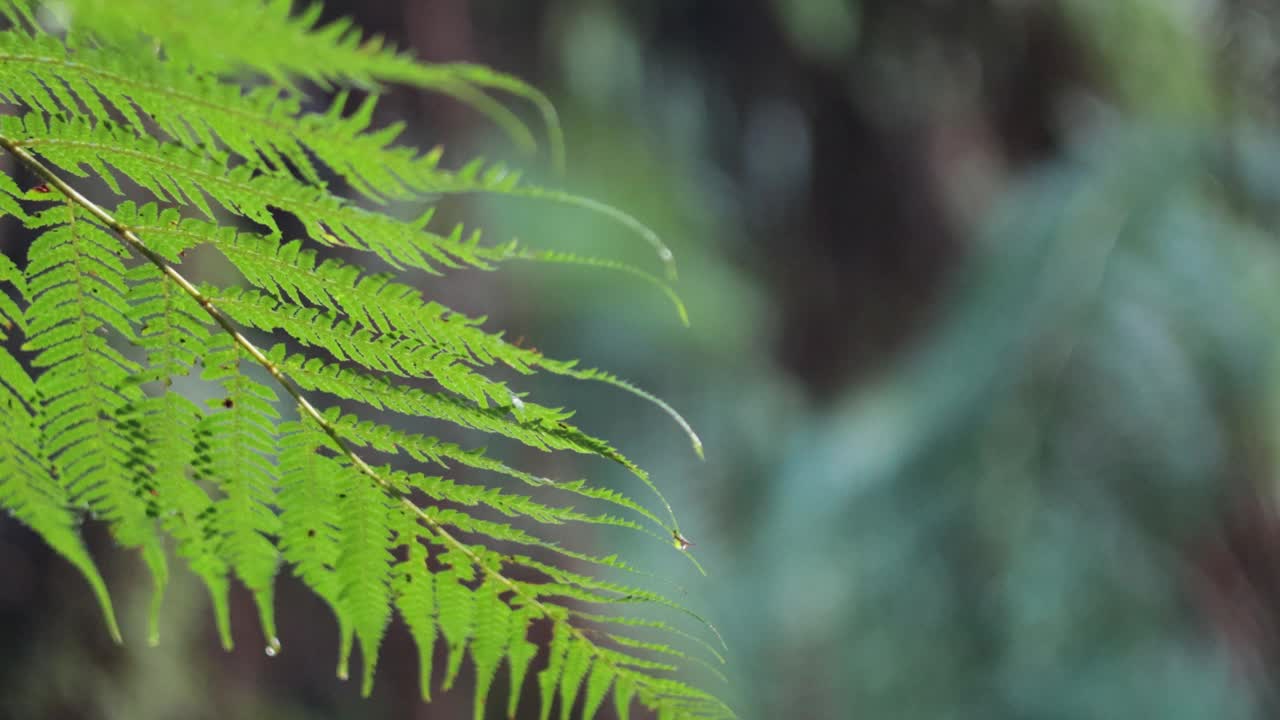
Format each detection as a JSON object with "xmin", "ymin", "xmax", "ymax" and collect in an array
[{"xmin": 493, "ymin": 1, "xmax": 1280, "ymax": 719}]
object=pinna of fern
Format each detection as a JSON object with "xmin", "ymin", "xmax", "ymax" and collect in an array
[{"xmin": 0, "ymin": 1, "xmax": 730, "ymax": 718}]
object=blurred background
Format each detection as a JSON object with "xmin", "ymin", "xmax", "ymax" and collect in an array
[{"xmin": 9, "ymin": 0, "xmax": 1280, "ymax": 718}]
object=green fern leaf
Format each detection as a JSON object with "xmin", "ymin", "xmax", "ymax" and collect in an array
[
  {"xmin": 0, "ymin": 253, "xmax": 121, "ymax": 641},
  {"xmin": 469, "ymin": 579, "xmax": 511, "ymax": 720},
  {"xmin": 559, "ymin": 638, "xmax": 594, "ymax": 720},
  {"xmin": 538, "ymin": 619, "xmax": 572, "ymax": 720},
  {"xmin": 195, "ymin": 336, "xmax": 282, "ymax": 648},
  {"xmin": 506, "ymin": 606, "xmax": 541, "ymax": 718},
  {"xmin": 277, "ymin": 422, "xmax": 344, "ymax": 635},
  {"xmin": 334, "ymin": 457, "xmax": 394, "ymax": 696},
  {"xmin": 0, "ymin": 2, "xmax": 733, "ymax": 717},
  {"xmin": 24, "ymin": 211, "xmax": 168, "ymax": 631},
  {"xmin": 392, "ymin": 514, "xmax": 438, "ymax": 700},
  {"xmin": 18, "ymin": 0, "xmax": 562, "ymax": 163},
  {"xmin": 7, "ymin": 114, "xmax": 493, "ymax": 272},
  {"xmin": 437, "ymin": 556, "xmax": 478, "ymax": 690},
  {"xmin": 125, "ymin": 265, "xmax": 233, "ymax": 646},
  {"xmin": 581, "ymin": 662, "xmax": 615, "ymax": 720}
]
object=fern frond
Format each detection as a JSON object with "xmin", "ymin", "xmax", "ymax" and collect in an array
[
  {"xmin": 0, "ymin": 359, "xmax": 124, "ymax": 639},
  {"xmin": 391, "ymin": 512, "xmax": 438, "ymax": 700},
  {"xmin": 0, "ymin": 31, "xmax": 540, "ymax": 201},
  {"xmin": 505, "ymin": 247, "xmax": 690, "ymax": 327},
  {"xmin": 118, "ymin": 210, "xmax": 701, "ymax": 469},
  {"xmin": 210, "ymin": 222, "xmax": 704, "ymax": 461},
  {"xmin": 19, "ymin": 0, "xmax": 564, "ymax": 166},
  {"xmin": 401, "ymin": 469, "xmax": 653, "ymax": 536},
  {"xmin": 333, "ymin": 455, "xmax": 396, "ymax": 695},
  {"xmin": 468, "ymin": 578, "xmax": 515, "ymax": 720},
  {"xmin": 204, "ymin": 285, "xmax": 528, "ymax": 411},
  {"xmin": 324, "ymin": 410, "xmax": 672, "ymax": 539},
  {"xmin": 418, "ymin": 159, "xmax": 679, "ymax": 280},
  {"xmin": 576, "ymin": 612, "xmax": 721, "ymax": 660},
  {"xmin": 122, "ymin": 264, "xmax": 231, "ymax": 645},
  {"xmin": 6, "ymin": 114, "xmax": 495, "ymax": 272},
  {"xmin": 23, "ymin": 207, "xmax": 170, "ymax": 632},
  {"xmin": 195, "ymin": 335, "xmax": 282, "ymax": 649},
  {"xmin": 0, "ymin": 252, "xmax": 121, "ymax": 642},
  {"xmin": 277, "ymin": 421, "xmax": 343, "ymax": 617},
  {"xmin": 266, "ymin": 347, "xmax": 626, "ymax": 460},
  {"xmin": 409, "ymin": 532, "xmax": 733, "ymax": 719},
  {"xmin": 0, "ymin": 4, "xmax": 731, "ymax": 715}
]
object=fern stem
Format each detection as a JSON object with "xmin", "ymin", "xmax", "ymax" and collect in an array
[{"xmin": 0, "ymin": 135, "xmax": 721, "ymax": 710}]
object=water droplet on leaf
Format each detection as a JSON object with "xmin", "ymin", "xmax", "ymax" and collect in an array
[{"xmin": 265, "ymin": 637, "xmax": 281, "ymax": 657}]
